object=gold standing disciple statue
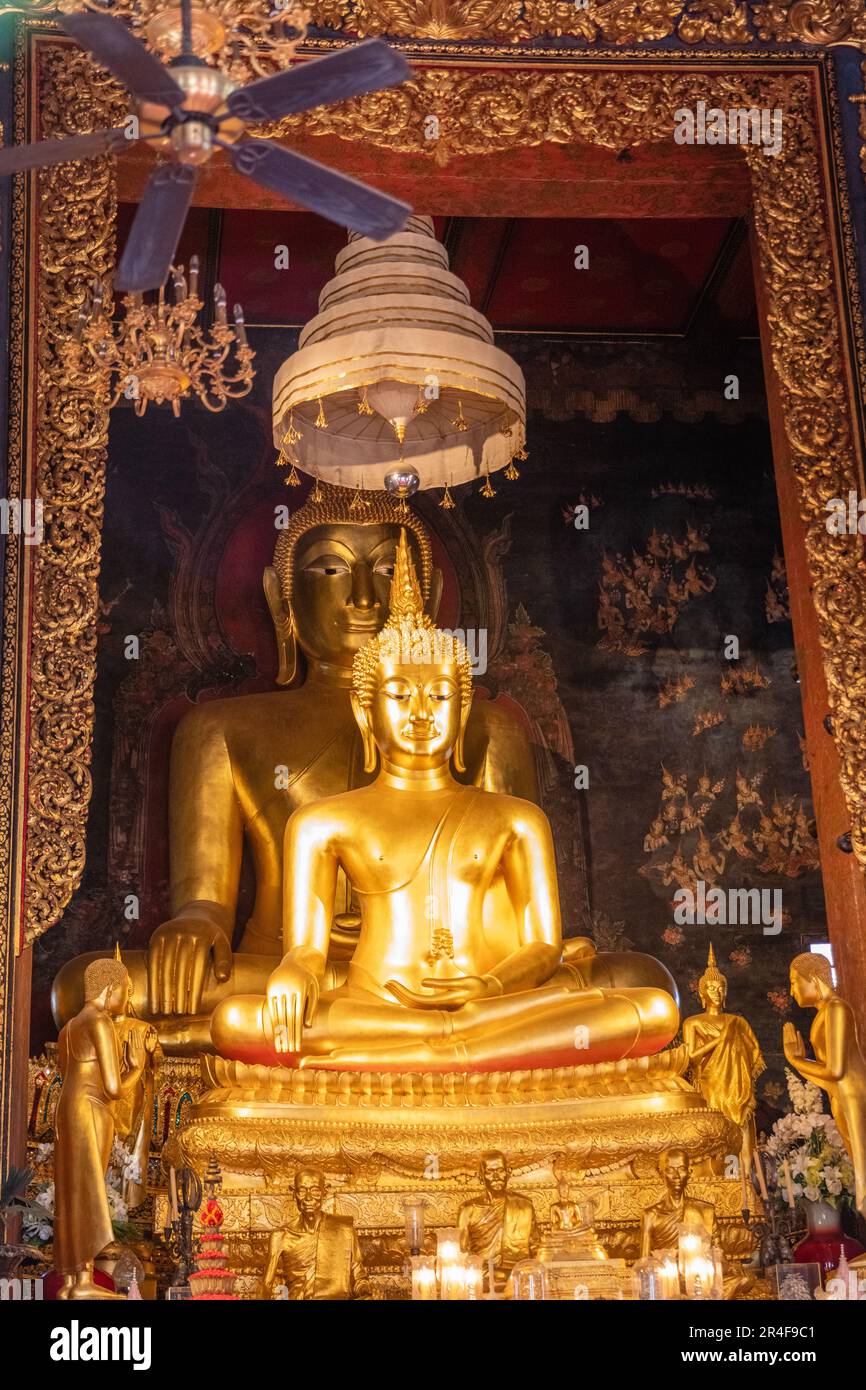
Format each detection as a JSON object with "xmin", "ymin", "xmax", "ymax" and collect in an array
[
  {"xmin": 262, "ymin": 1168, "xmax": 370, "ymax": 1300},
  {"xmin": 784, "ymin": 951, "xmax": 866, "ymax": 1218},
  {"xmin": 457, "ymin": 1151, "xmax": 539, "ymax": 1293},
  {"xmin": 683, "ymin": 945, "xmax": 765, "ymax": 1182},
  {"xmin": 54, "ymin": 954, "xmax": 147, "ymax": 1299},
  {"xmin": 211, "ymin": 531, "xmax": 679, "ymax": 1070}
]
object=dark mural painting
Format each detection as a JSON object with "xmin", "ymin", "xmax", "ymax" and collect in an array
[{"xmin": 31, "ymin": 326, "xmax": 826, "ymax": 1137}]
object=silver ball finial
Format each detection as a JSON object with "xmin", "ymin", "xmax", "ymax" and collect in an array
[{"xmin": 384, "ymin": 464, "xmax": 421, "ymax": 500}]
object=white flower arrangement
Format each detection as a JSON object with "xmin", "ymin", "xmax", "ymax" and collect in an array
[
  {"xmin": 21, "ymin": 1137, "xmax": 138, "ymax": 1245},
  {"xmin": 764, "ymin": 1069, "xmax": 855, "ymax": 1210}
]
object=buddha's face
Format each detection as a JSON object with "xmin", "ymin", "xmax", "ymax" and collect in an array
[
  {"xmin": 700, "ymin": 978, "xmax": 725, "ymax": 1011},
  {"xmin": 294, "ymin": 1170, "xmax": 325, "ymax": 1217},
  {"xmin": 367, "ymin": 658, "xmax": 463, "ymax": 768},
  {"xmin": 292, "ymin": 523, "xmax": 422, "ymax": 668},
  {"xmin": 660, "ymin": 1150, "xmax": 690, "ymax": 1199},
  {"xmin": 480, "ymin": 1154, "xmax": 510, "ymax": 1198}
]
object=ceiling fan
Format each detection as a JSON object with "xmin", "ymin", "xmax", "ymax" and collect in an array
[{"xmin": 0, "ymin": 2, "xmax": 412, "ymax": 291}]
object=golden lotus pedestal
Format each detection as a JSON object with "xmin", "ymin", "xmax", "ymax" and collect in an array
[{"xmin": 166, "ymin": 1046, "xmax": 757, "ymax": 1299}]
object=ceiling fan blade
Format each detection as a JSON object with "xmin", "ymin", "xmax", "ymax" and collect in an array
[
  {"xmin": 115, "ymin": 163, "xmax": 197, "ymax": 292},
  {"xmin": 0, "ymin": 127, "xmax": 129, "ymax": 176},
  {"xmin": 229, "ymin": 140, "xmax": 411, "ymax": 242},
  {"xmin": 61, "ymin": 12, "xmax": 185, "ymax": 109},
  {"xmin": 226, "ymin": 38, "xmax": 411, "ymax": 124}
]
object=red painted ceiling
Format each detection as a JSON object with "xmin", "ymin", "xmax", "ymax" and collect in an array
[{"xmin": 115, "ymin": 204, "xmax": 757, "ymax": 337}]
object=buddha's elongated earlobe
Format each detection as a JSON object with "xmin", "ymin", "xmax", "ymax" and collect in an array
[
  {"xmin": 350, "ymin": 692, "xmax": 379, "ymax": 773},
  {"xmin": 452, "ymin": 699, "xmax": 471, "ymax": 774},
  {"xmin": 429, "ymin": 566, "xmax": 444, "ymax": 622},
  {"xmin": 263, "ymin": 565, "xmax": 297, "ymax": 686}
]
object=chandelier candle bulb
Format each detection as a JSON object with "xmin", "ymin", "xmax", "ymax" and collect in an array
[
  {"xmin": 233, "ymin": 306, "xmax": 248, "ymax": 347},
  {"xmin": 189, "ymin": 255, "xmax": 200, "ymax": 297}
]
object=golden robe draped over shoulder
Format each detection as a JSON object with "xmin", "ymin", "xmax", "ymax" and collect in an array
[{"xmin": 689, "ymin": 1013, "xmax": 764, "ymax": 1129}]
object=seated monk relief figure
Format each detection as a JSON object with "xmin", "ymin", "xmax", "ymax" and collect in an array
[
  {"xmin": 54, "ymin": 489, "xmax": 677, "ymax": 1054},
  {"xmin": 211, "ymin": 532, "xmax": 679, "ymax": 1070}
]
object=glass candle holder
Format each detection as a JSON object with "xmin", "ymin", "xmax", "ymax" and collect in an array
[
  {"xmin": 401, "ymin": 1198, "xmax": 428, "ymax": 1256},
  {"xmin": 634, "ymin": 1256, "xmax": 665, "ymax": 1300},
  {"xmin": 463, "ymin": 1257, "xmax": 484, "ymax": 1301},
  {"xmin": 410, "ymin": 1255, "xmax": 438, "ymax": 1301},
  {"xmin": 657, "ymin": 1249, "xmax": 680, "ymax": 1300},
  {"xmin": 510, "ymin": 1258, "xmax": 548, "ymax": 1301},
  {"xmin": 678, "ymin": 1224, "xmax": 714, "ymax": 1300}
]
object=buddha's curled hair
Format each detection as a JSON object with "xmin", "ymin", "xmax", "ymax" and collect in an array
[{"xmin": 353, "ymin": 530, "xmax": 472, "ymax": 709}]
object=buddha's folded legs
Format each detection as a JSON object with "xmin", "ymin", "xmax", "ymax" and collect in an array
[
  {"xmin": 54, "ymin": 948, "xmax": 679, "ymax": 1058},
  {"xmin": 211, "ymin": 983, "xmax": 679, "ymax": 1071}
]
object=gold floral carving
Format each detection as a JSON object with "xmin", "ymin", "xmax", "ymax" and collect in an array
[
  {"xmin": 754, "ymin": 0, "xmax": 866, "ymax": 46},
  {"xmin": 273, "ymin": 67, "xmax": 866, "ymax": 861},
  {"xmin": 25, "ymin": 44, "xmax": 126, "ymax": 941}
]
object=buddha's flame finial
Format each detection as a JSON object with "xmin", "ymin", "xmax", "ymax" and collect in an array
[
  {"xmin": 389, "ymin": 528, "xmax": 432, "ymax": 629},
  {"xmin": 114, "ymin": 941, "xmax": 122, "ymax": 963}
]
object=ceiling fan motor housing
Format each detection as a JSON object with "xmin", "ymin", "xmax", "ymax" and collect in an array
[{"xmin": 138, "ymin": 63, "xmax": 244, "ymax": 165}]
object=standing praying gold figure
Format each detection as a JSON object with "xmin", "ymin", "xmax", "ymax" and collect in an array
[
  {"xmin": 784, "ymin": 951, "xmax": 866, "ymax": 1219},
  {"xmin": 54, "ymin": 955, "xmax": 147, "ymax": 1299}
]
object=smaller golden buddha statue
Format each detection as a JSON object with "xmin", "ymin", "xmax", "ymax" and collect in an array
[
  {"xmin": 457, "ymin": 1151, "xmax": 539, "ymax": 1294},
  {"xmin": 640, "ymin": 1148, "xmax": 717, "ymax": 1259},
  {"xmin": 261, "ymin": 1167, "xmax": 370, "ymax": 1300},
  {"xmin": 542, "ymin": 1181, "xmax": 608, "ymax": 1263},
  {"xmin": 550, "ymin": 1177, "xmax": 582, "ymax": 1234},
  {"xmin": 682, "ymin": 944, "xmax": 764, "ymax": 1182},
  {"xmin": 785, "ymin": 952, "xmax": 866, "ymax": 1219},
  {"xmin": 54, "ymin": 954, "xmax": 147, "ymax": 1299},
  {"xmin": 211, "ymin": 531, "xmax": 679, "ymax": 1070}
]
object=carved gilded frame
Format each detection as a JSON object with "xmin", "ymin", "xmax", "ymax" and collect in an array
[{"xmin": 2, "ymin": 25, "xmax": 866, "ymax": 1163}]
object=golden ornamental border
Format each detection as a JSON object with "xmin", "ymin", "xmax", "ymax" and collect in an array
[
  {"xmin": 3, "ymin": 32, "xmax": 866, "ymax": 1167},
  {"xmin": 1, "ymin": 0, "xmax": 866, "ymax": 50}
]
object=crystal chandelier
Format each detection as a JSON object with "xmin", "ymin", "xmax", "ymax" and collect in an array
[{"xmin": 70, "ymin": 258, "xmax": 256, "ymax": 417}]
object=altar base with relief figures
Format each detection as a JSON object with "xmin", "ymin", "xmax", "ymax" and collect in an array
[{"xmin": 158, "ymin": 1047, "xmax": 756, "ymax": 1298}]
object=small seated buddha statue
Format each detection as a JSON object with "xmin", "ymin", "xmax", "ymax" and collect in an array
[{"xmin": 211, "ymin": 532, "xmax": 679, "ymax": 1071}]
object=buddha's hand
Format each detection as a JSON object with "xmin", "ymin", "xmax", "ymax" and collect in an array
[
  {"xmin": 783, "ymin": 1022, "xmax": 806, "ymax": 1061},
  {"xmin": 147, "ymin": 908, "xmax": 233, "ymax": 1017},
  {"xmin": 266, "ymin": 955, "xmax": 320, "ymax": 1054},
  {"xmin": 386, "ymin": 975, "xmax": 502, "ymax": 1010}
]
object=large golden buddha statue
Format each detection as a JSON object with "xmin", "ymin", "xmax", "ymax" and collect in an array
[
  {"xmin": 55, "ymin": 486, "xmax": 675, "ymax": 1054},
  {"xmin": 211, "ymin": 532, "xmax": 679, "ymax": 1070}
]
